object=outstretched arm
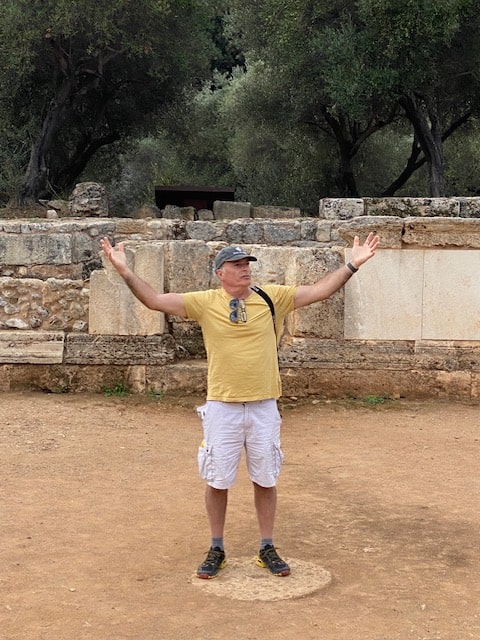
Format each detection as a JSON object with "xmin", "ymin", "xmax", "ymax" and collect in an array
[
  {"xmin": 100, "ymin": 237, "xmax": 187, "ymax": 317},
  {"xmin": 294, "ymin": 232, "xmax": 379, "ymax": 309}
]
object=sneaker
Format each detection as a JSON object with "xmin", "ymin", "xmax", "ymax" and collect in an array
[
  {"xmin": 197, "ymin": 547, "xmax": 226, "ymax": 579},
  {"xmin": 255, "ymin": 544, "xmax": 290, "ymax": 576}
]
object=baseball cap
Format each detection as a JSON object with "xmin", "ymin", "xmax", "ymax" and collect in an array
[{"xmin": 214, "ymin": 245, "xmax": 258, "ymax": 270}]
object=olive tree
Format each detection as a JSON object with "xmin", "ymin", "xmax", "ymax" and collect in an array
[{"xmin": 0, "ymin": 0, "xmax": 216, "ymax": 203}]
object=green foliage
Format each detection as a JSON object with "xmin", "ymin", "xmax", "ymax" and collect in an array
[
  {"xmin": 362, "ymin": 394, "xmax": 395, "ymax": 406},
  {"xmin": 4, "ymin": 0, "xmax": 480, "ymax": 206},
  {"xmin": 153, "ymin": 64, "xmax": 335, "ymax": 212},
  {"xmin": 224, "ymin": 0, "xmax": 480, "ymax": 197},
  {"xmin": 0, "ymin": 0, "xmax": 218, "ymax": 202},
  {"xmin": 444, "ymin": 119, "xmax": 480, "ymax": 196},
  {"xmin": 102, "ymin": 382, "xmax": 130, "ymax": 397}
]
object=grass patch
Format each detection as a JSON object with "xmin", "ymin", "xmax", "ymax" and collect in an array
[{"xmin": 102, "ymin": 382, "xmax": 130, "ymax": 397}]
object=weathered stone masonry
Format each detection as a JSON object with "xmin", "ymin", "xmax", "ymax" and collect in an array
[{"xmin": 2, "ymin": 196, "xmax": 480, "ymax": 401}]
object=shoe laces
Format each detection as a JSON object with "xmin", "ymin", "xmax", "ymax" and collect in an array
[
  {"xmin": 204, "ymin": 547, "xmax": 224, "ymax": 566},
  {"xmin": 261, "ymin": 544, "xmax": 284, "ymax": 565}
]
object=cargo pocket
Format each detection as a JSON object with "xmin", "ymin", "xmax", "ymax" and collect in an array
[
  {"xmin": 198, "ymin": 440, "xmax": 215, "ymax": 481},
  {"xmin": 196, "ymin": 404, "xmax": 207, "ymax": 421},
  {"xmin": 273, "ymin": 442, "xmax": 284, "ymax": 477}
]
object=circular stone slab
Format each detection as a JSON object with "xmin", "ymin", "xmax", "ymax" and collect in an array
[{"xmin": 191, "ymin": 557, "xmax": 332, "ymax": 601}]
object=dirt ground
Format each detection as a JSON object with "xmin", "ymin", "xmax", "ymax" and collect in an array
[{"xmin": 1, "ymin": 392, "xmax": 479, "ymax": 640}]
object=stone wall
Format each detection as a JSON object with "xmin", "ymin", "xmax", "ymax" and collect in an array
[{"xmin": 2, "ymin": 196, "xmax": 480, "ymax": 401}]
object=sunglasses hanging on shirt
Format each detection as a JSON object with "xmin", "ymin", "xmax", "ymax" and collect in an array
[{"xmin": 229, "ymin": 298, "xmax": 247, "ymax": 323}]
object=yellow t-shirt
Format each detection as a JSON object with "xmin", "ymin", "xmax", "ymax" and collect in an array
[{"xmin": 182, "ymin": 285, "xmax": 296, "ymax": 402}]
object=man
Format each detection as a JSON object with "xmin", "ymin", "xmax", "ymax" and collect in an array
[{"xmin": 100, "ymin": 233, "xmax": 379, "ymax": 579}]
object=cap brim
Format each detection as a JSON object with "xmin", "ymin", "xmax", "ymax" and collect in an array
[{"xmin": 224, "ymin": 255, "xmax": 257, "ymax": 262}]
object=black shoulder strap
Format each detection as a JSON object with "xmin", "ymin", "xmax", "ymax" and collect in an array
[{"xmin": 250, "ymin": 286, "xmax": 276, "ymax": 332}]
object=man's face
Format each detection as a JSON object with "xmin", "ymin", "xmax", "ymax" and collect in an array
[{"xmin": 217, "ymin": 258, "xmax": 252, "ymax": 287}]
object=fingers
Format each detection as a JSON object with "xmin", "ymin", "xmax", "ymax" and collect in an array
[
  {"xmin": 100, "ymin": 237, "xmax": 124, "ymax": 256},
  {"xmin": 100, "ymin": 236, "xmax": 112, "ymax": 253},
  {"xmin": 364, "ymin": 232, "xmax": 379, "ymax": 250}
]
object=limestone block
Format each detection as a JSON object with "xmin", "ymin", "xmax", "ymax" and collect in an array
[
  {"xmin": 263, "ymin": 220, "xmax": 302, "ymax": 245},
  {"xmin": 316, "ymin": 221, "xmax": 333, "ymax": 243},
  {"xmin": 213, "ymin": 201, "xmax": 252, "ymax": 220},
  {"xmin": 224, "ymin": 220, "xmax": 263, "ymax": 244},
  {"xmin": 89, "ymin": 242, "xmax": 165, "ymax": 335},
  {"xmin": 364, "ymin": 197, "xmax": 459, "ymax": 217},
  {"xmin": 65, "ymin": 334, "xmax": 176, "ymax": 364},
  {"xmin": 115, "ymin": 219, "xmax": 150, "ymax": 235},
  {"xmin": 285, "ymin": 248, "xmax": 345, "ymax": 339},
  {"xmin": 186, "ymin": 220, "xmax": 219, "ymax": 242},
  {"xmin": 471, "ymin": 373, "xmax": 480, "ymax": 400},
  {"xmin": 2, "ymin": 363, "xmax": 129, "ymax": 393},
  {"xmin": 344, "ymin": 249, "xmax": 424, "ymax": 340},
  {"xmin": 458, "ymin": 197, "xmax": 480, "ymax": 218},
  {"xmin": 279, "ymin": 337, "xmax": 415, "ymax": 368},
  {"xmin": 73, "ymin": 220, "xmax": 116, "ymax": 239},
  {"xmin": 403, "ymin": 217, "xmax": 480, "ymax": 247},
  {"xmin": 17, "ymin": 221, "xmax": 53, "ymax": 232},
  {"xmin": 338, "ymin": 216, "xmax": 404, "ymax": 248},
  {"xmin": 278, "ymin": 365, "xmax": 472, "ymax": 400},
  {"xmin": 248, "ymin": 245, "xmax": 291, "ymax": 285},
  {"xmin": 165, "ymin": 240, "xmax": 212, "ymax": 293},
  {"xmin": 69, "ymin": 182, "xmax": 110, "ymax": 217},
  {"xmin": 125, "ymin": 365, "xmax": 147, "ymax": 393},
  {"xmin": 0, "ymin": 233, "xmax": 72, "ymax": 265},
  {"xmin": 71, "ymin": 231, "xmax": 102, "ymax": 263},
  {"xmin": 145, "ymin": 360, "xmax": 207, "ymax": 395},
  {"xmin": 197, "ymin": 209, "xmax": 214, "ymax": 221},
  {"xmin": 414, "ymin": 340, "xmax": 480, "ymax": 371},
  {"xmin": 298, "ymin": 218, "xmax": 319, "ymax": 243},
  {"xmin": 162, "ymin": 205, "xmax": 195, "ymax": 221},
  {"xmin": 252, "ymin": 205, "xmax": 301, "ymax": 219},
  {"xmin": 171, "ymin": 321, "xmax": 206, "ymax": 358},
  {"xmin": 346, "ymin": 247, "xmax": 480, "ymax": 341},
  {"xmin": 0, "ymin": 331, "xmax": 64, "ymax": 363},
  {"xmin": 320, "ymin": 198, "xmax": 364, "ymax": 220},
  {"xmin": 146, "ymin": 219, "xmax": 180, "ymax": 240},
  {"xmin": 422, "ymin": 251, "xmax": 480, "ymax": 340}
]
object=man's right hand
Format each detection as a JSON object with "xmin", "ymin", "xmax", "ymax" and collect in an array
[
  {"xmin": 99, "ymin": 236, "xmax": 187, "ymax": 317},
  {"xmin": 100, "ymin": 237, "xmax": 129, "ymax": 275}
]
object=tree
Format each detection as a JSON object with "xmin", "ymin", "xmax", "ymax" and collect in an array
[
  {"xmin": 226, "ymin": 0, "xmax": 480, "ymax": 197},
  {"xmin": 0, "ymin": 0, "xmax": 217, "ymax": 204},
  {"xmin": 223, "ymin": 0, "xmax": 400, "ymax": 196},
  {"xmin": 356, "ymin": 0, "xmax": 480, "ymax": 196}
]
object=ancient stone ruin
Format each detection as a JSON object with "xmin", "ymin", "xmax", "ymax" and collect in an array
[{"xmin": 1, "ymin": 187, "xmax": 480, "ymax": 401}]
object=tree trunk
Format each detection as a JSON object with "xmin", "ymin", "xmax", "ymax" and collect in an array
[
  {"xmin": 19, "ymin": 102, "xmax": 63, "ymax": 204},
  {"xmin": 19, "ymin": 34, "xmax": 74, "ymax": 204},
  {"xmin": 398, "ymin": 93, "xmax": 446, "ymax": 197},
  {"xmin": 54, "ymin": 131, "xmax": 121, "ymax": 193},
  {"xmin": 337, "ymin": 148, "xmax": 359, "ymax": 196},
  {"xmin": 382, "ymin": 136, "xmax": 425, "ymax": 196},
  {"xmin": 383, "ymin": 111, "xmax": 472, "ymax": 196},
  {"xmin": 321, "ymin": 108, "xmax": 360, "ymax": 196}
]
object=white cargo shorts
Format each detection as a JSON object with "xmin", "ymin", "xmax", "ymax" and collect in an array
[{"xmin": 196, "ymin": 399, "xmax": 284, "ymax": 490}]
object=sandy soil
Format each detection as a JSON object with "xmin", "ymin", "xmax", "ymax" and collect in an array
[{"xmin": 1, "ymin": 392, "xmax": 479, "ymax": 640}]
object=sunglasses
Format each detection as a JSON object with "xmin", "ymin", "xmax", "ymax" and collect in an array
[{"xmin": 229, "ymin": 298, "xmax": 247, "ymax": 323}]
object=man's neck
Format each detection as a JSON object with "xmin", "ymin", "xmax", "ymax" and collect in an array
[{"xmin": 222, "ymin": 285, "xmax": 252, "ymax": 299}]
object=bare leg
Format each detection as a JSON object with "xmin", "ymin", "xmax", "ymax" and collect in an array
[
  {"xmin": 253, "ymin": 482, "xmax": 277, "ymax": 539},
  {"xmin": 205, "ymin": 485, "xmax": 228, "ymax": 537}
]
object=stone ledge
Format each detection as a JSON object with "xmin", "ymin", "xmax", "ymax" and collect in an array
[
  {"xmin": 0, "ymin": 361, "xmax": 479, "ymax": 401},
  {"xmin": 0, "ymin": 331, "xmax": 64, "ymax": 364},
  {"xmin": 280, "ymin": 338, "xmax": 480, "ymax": 371},
  {"xmin": 65, "ymin": 334, "xmax": 176, "ymax": 365}
]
